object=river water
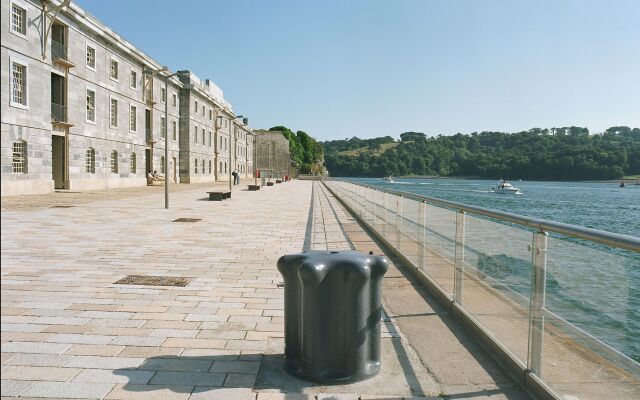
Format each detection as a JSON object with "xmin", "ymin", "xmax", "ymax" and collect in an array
[{"xmin": 350, "ymin": 177, "xmax": 640, "ymax": 363}]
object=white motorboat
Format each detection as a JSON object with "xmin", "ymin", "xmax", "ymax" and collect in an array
[
  {"xmin": 492, "ymin": 179, "xmax": 522, "ymax": 195},
  {"xmin": 382, "ymin": 176, "xmax": 395, "ymax": 183}
]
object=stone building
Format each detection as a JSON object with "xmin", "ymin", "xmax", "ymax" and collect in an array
[
  {"xmin": 1, "ymin": 0, "xmax": 253, "ymax": 196},
  {"xmin": 254, "ymin": 129, "xmax": 291, "ymax": 179}
]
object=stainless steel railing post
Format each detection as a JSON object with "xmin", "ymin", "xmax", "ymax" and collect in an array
[
  {"xmin": 383, "ymin": 192, "xmax": 388, "ymax": 236},
  {"xmin": 528, "ymin": 230, "xmax": 548, "ymax": 377},
  {"xmin": 396, "ymin": 195, "xmax": 403, "ymax": 249},
  {"xmin": 453, "ymin": 210, "xmax": 466, "ymax": 303},
  {"xmin": 418, "ymin": 201, "xmax": 427, "ymax": 270}
]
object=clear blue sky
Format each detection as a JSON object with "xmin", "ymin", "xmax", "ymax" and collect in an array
[{"xmin": 75, "ymin": 0, "xmax": 640, "ymax": 141}]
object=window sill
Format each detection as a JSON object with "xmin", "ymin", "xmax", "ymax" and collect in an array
[{"xmin": 9, "ymin": 102, "xmax": 29, "ymax": 110}]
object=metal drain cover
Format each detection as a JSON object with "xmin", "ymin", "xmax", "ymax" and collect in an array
[
  {"xmin": 172, "ymin": 218, "xmax": 202, "ymax": 223},
  {"xmin": 114, "ymin": 275, "xmax": 191, "ymax": 287}
]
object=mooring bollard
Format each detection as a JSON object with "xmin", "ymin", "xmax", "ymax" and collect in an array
[{"xmin": 277, "ymin": 250, "xmax": 389, "ymax": 384}]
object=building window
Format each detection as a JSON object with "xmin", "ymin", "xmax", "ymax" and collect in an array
[
  {"xmin": 219, "ymin": 136, "xmax": 222, "ymax": 149},
  {"xmin": 209, "ymin": 160, "xmax": 212, "ymax": 174},
  {"xmin": 160, "ymin": 156, "xmax": 165, "ymax": 174},
  {"xmin": 11, "ymin": 4, "xmax": 26, "ymax": 35},
  {"xmin": 161, "ymin": 87, "xmax": 166, "ymax": 103},
  {"xmin": 12, "ymin": 141, "xmax": 27, "ymax": 173},
  {"xmin": 172, "ymin": 93, "xmax": 177, "ymax": 107},
  {"xmin": 172, "ymin": 120, "xmax": 177, "ymax": 141},
  {"xmin": 86, "ymin": 45, "xmax": 96, "ymax": 70},
  {"xmin": 194, "ymin": 101, "xmax": 198, "ymax": 113},
  {"xmin": 130, "ymin": 153, "xmax": 136, "ymax": 173},
  {"xmin": 202, "ymin": 159, "xmax": 205, "ymax": 174},
  {"xmin": 110, "ymin": 59, "xmax": 118, "ymax": 80},
  {"xmin": 161, "ymin": 116, "xmax": 166, "ymax": 139},
  {"xmin": 130, "ymin": 71, "xmax": 137, "ymax": 89},
  {"xmin": 86, "ymin": 148, "xmax": 95, "ymax": 173},
  {"xmin": 201, "ymin": 105, "xmax": 204, "ymax": 115},
  {"xmin": 224, "ymin": 162, "xmax": 227, "ymax": 174},
  {"xmin": 10, "ymin": 61, "xmax": 27, "ymax": 106},
  {"xmin": 110, "ymin": 150, "xmax": 118, "ymax": 173},
  {"xmin": 86, "ymin": 89, "xmax": 95, "ymax": 123},
  {"xmin": 202, "ymin": 128, "xmax": 205, "ymax": 145},
  {"xmin": 209, "ymin": 110, "xmax": 212, "ymax": 120},
  {"xmin": 195, "ymin": 159, "xmax": 198, "ymax": 173},
  {"xmin": 208, "ymin": 131, "xmax": 212, "ymax": 147},
  {"xmin": 129, "ymin": 105, "xmax": 137, "ymax": 132},
  {"xmin": 194, "ymin": 126, "xmax": 198, "ymax": 144},
  {"xmin": 219, "ymin": 161, "xmax": 222, "ymax": 173},
  {"xmin": 110, "ymin": 98, "xmax": 118, "ymax": 128}
]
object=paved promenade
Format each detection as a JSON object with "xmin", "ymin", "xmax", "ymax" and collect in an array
[{"xmin": 2, "ymin": 180, "xmax": 529, "ymax": 399}]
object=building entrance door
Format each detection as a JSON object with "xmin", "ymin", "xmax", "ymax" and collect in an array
[
  {"xmin": 52, "ymin": 135, "xmax": 65, "ymax": 189},
  {"xmin": 172, "ymin": 157, "xmax": 177, "ymax": 183},
  {"xmin": 145, "ymin": 149, "xmax": 152, "ymax": 176}
]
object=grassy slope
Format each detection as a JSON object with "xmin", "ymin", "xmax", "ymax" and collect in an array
[{"xmin": 337, "ymin": 142, "xmax": 399, "ymax": 156}]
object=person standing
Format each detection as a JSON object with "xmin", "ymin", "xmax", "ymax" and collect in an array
[{"xmin": 231, "ymin": 170, "xmax": 237, "ymax": 186}]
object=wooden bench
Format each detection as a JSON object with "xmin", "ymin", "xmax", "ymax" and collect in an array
[
  {"xmin": 207, "ymin": 191, "xmax": 231, "ymax": 201},
  {"xmin": 248, "ymin": 185, "xmax": 260, "ymax": 191}
]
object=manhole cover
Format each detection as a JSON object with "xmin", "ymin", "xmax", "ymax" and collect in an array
[
  {"xmin": 51, "ymin": 205, "xmax": 75, "ymax": 208},
  {"xmin": 172, "ymin": 218, "xmax": 201, "ymax": 223},
  {"xmin": 114, "ymin": 275, "xmax": 191, "ymax": 287}
]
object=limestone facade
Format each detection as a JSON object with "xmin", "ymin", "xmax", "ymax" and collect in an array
[{"xmin": 1, "ymin": 0, "xmax": 253, "ymax": 196}]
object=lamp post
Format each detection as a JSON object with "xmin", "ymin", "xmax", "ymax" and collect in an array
[
  {"xmin": 142, "ymin": 66, "xmax": 177, "ymax": 209},
  {"xmin": 229, "ymin": 115, "xmax": 244, "ymax": 191}
]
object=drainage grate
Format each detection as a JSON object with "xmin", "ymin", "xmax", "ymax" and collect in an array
[
  {"xmin": 172, "ymin": 218, "xmax": 202, "ymax": 223},
  {"xmin": 114, "ymin": 275, "xmax": 191, "ymax": 287},
  {"xmin": 51, "ymin": 205, "xmax": 75, "ymax": 208}
]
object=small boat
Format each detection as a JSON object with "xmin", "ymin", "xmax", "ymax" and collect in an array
[
  {"xmin": 492, "ymin": 179, "xmax": 522, "ymax": 195},
  {"xmin": 620, "ymin": 181, "xmax": 625, "ymax": 188},
  {"xmin": 382, "ymin": 176, "xmax": 395, "ymax": 183}
]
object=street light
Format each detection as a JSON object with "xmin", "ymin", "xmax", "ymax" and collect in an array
[
  {"xmin": 142, "ymin": 66, "xmax": 177, "ymax": 209},
  {"xmin": 229, "ymin": 115, "xmax": 244, "ymax": 191}
]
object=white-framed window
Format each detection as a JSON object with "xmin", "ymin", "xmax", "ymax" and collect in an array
[
  {"xmin": 160, "ymin": 87, "xmax": 166, "ymax": 103},
  {"xmin": 10, "ymin": 60, "xmax": 28, "ymax": 108},
  {"xmin": 12, "ymin": 141, "xmax": 27, "ymax": 173},
  {"xmin": 208, "ymin": 131, "xmax": 212, "ymax": 147},
  {"xmin": 161, "ymin": 116, "xmax": 166, "ymax": 139},
  {"xmin": 86, "ymin": 88, "xmax": 95, "ymax": 123},
  {"xmin": 172, "ymin": 120, "xmax": 177, "ymax": 142},
  {"xmin": 194, "ymin": 101, "xmax": 198, "ymax": 114},
  {"xmin": 202, "ymin": 128, "xmax": 205, "ymax": 145},
  {"xmin": 86, "ymin": 44, "xmax": 96, "ymax": 70},
  {"xmin": 110, "ymin": 97, "xmax": 118, "ymax": 128},
  {"xmin": 130, "ymin": 70, "xmax": 137, "ymax": 89},
  {"xmin": 86, "ymin": 148, "xmax": 95, "ymax": 173},
  {"xmin": 11, "ymin": 3, "xmax": 26, "ymax": 36},
  {"xmin": 110, "ymin": 150, "xmax": 118, "ymax": 173},
  {"xmin": 195, "ymin": 158, "xmax": 198, "ymax": 173},
  {"xmin": 194, "ymin": 126, "xmax": 198, "ymax": 144},
  {"xmin": 110, "ymin": 58, "xmax": 119, "ymax": 81},
  {"xmin": 172, "ymin": 93, "xmax": 177, "ymax": 107},
  {"xmin": 160, "ymin": 156, "xmax": 165, "ymax": 174},
  {"xmin": 130, "ymin": 153, "xmax": 136, "ymax": 173},
  {"xmin": 129, "ymin": 105, "xmax": 137, "ymax": 132}
]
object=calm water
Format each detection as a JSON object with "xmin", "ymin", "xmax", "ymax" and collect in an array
[{"xmin": 349, "ymin": 178, "xmax": 640, "ymax": 363}]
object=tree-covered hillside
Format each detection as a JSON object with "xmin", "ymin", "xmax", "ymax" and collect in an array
[
  {"xmin": 268, "ymin": 126, "xmax": 324, "ymax": 174},
  {"xmin": 323, "ymin": 126, "xmax": 640, "ymax": 180}
]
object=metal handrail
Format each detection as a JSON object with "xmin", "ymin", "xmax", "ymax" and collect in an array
[
  {"xmin": 51, "ymin": 102, "xmax": 67, "ymax": 122},
  {"xmin": 326, "ymin": 178, "xmax": 640, "ymax": 253},
  {"xmin": 51, "ymin": 40, "xmax": 67, "ymax": 60}
]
